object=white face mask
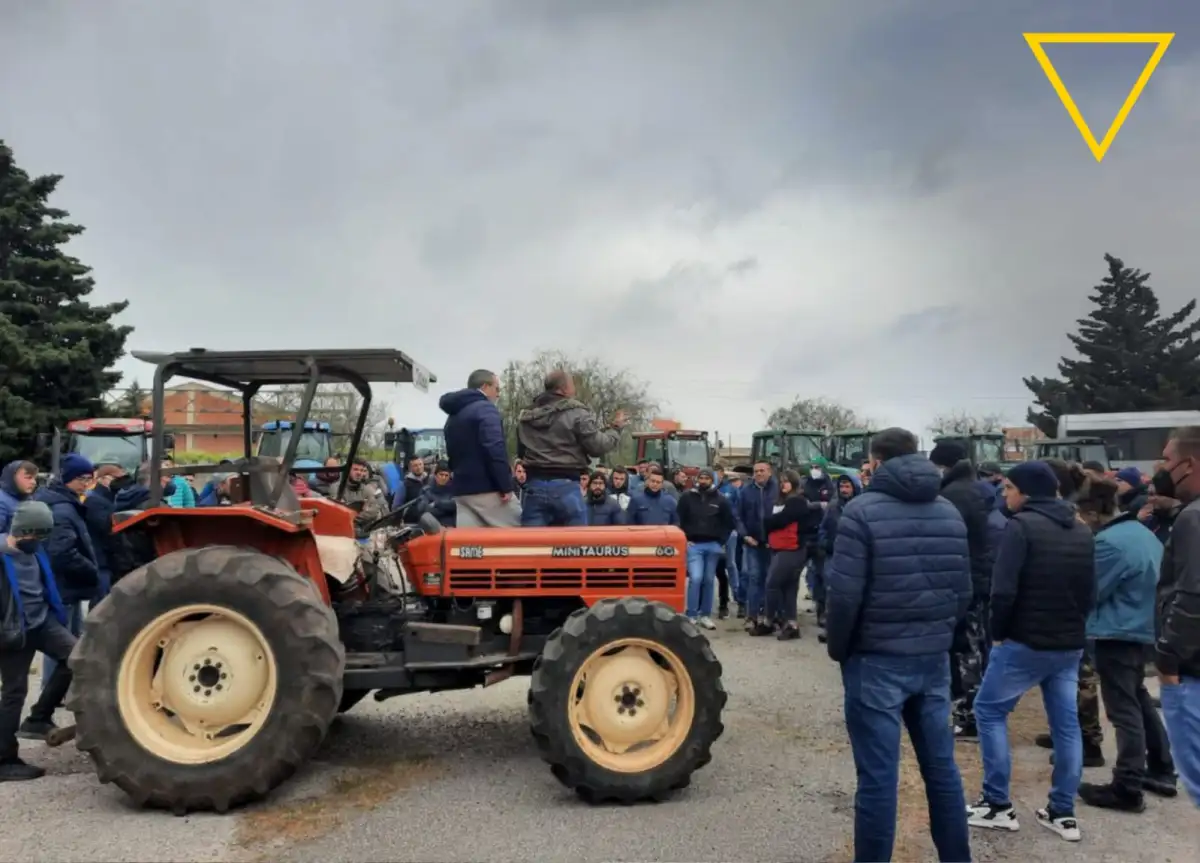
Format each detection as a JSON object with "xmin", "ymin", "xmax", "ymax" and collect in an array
[{"xmin": 810, "ymin": 468, "xmax": 822, "ymax": 480}]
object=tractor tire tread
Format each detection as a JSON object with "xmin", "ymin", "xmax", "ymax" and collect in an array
[{"xmin": 67, "ymin": 546, "xmax": 344, "ymax": 814}]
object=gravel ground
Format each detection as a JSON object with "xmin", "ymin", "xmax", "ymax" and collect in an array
[{"xmin": 3, "ymin": 612, "xmax": 1197, "ymax": 863}]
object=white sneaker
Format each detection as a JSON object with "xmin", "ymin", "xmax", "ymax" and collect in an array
[
  {"xmin": 697, "ymin": 616, "xmax": 717, "ymax": 630},
  {"xmin": 1036, "ymin": 807, "xmax": 1080, "ymax": 842},
  {"xmin": 967, "ymin": 796, "xmax": 1020, "ymax": 831}
]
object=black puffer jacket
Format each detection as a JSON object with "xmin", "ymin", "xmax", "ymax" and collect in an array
[
  {"xmin": 938, "ymin": 460, "xmax": 993, "ymax": 597},
  {"xmin": 991, "ymin": 498, "xmax": 1096, "ymax": 651}
]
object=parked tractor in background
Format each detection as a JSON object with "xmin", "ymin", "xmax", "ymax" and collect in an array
[
  {"xmin": 632, "ymin": 429, "xmax": 712, "ymax": 488},
  {"xmin": 56, "ymin": 347, "xmax": 724, "ymax": 815},
  {"xmin": 826, "ymin": 428, "xmax": 877, "ymax": 471},
  {"xmin": 37, "ymin": 418, "xmax": 168, "ymax": 478},
  {"xmin": 256, "ymin": 419, "xmax": 334, "ymax": 478},
  {"xmin": 747, "ymin": 429, "xmax": 858, "ymax": 479},
  {"xmin": 381, "ymin": 421, "xmax": 446, "ymax": 496},
  {"xmin": 1026, "ymin": 436, "xmax": 1111, "ymax": 472},
  {"xmin": 931, "ymin": 432, "xmax": 1010, "ymax": 470}
]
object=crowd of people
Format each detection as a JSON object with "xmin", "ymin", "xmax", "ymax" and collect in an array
[
  {"xmin": 822, "ymin": 425, "xmax": 1200, "ymax": 862},
  {"xmin": 3, "ymin": 364, "xmax": 1198, "ymax": 863}
]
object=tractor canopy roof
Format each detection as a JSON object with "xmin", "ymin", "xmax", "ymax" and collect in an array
[
  {"xmin": 1033, "ymin": 436, "xmax": 1106, "ymax": 445},
  {"xmin": 132, "ymin": 348, "xmax": 436, "ymax": 391},
  {"xmin": 830, "ymin": 427, "xmax": 875, "ymax": 436}
]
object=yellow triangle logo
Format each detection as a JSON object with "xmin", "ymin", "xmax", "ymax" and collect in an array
[{"xmin": 1023, "ymin": 32, "xmax": 1174, "ymax": 162}]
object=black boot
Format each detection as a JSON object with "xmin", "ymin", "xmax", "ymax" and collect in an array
[
  {"xmin": 1079, "ymin": 782, "xmax": 1145, "ymax": 813},
  {"xmin": 1049, "ymin": 742, "xmax": 1105, "ymax": 768},
  {"xmin": 0, "ymin": 758, "xmax": 46, "ymax": 782}
]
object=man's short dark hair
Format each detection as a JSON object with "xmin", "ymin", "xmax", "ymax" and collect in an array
[
  {"xmin": 467, "ymin": 369, "xmax": 495, "ymax": 390},
  {"xmin": 646, "ymin": 465, "xmax": 664, "ymax": 477},
  {"xmin": 1170, "ymin": 426, "xmax": 1200, "ymax": 458},
  {"xmin": 14, "ymin": 460, "xmax": 37, "ymax": 476},
  {"xmin": 544, "ymin": 369, "xmax": 570, "ymax": 392},
  {"xmin": 869, "ymin": 427, "xmax": 919, "ymax": 462},
  {"xmin": 352, "ymin": 457, "xmax": 371, "ymax": 469}
]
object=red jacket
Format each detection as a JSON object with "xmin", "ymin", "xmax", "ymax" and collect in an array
[{"xmin": 766, "ymin": 495, "xmax": 813, "ymax": 551}]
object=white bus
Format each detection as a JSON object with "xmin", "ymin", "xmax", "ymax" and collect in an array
[{"xmin": 1057, "ymin": 410, "xmax": 1200, "ymax": 474}]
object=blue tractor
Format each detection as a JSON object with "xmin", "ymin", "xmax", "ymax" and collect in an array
[{"xmin": 256, "ymin": 419, "xmax": 334, "ymax": 479}]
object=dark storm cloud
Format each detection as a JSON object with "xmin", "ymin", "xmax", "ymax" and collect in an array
[{"xmin": 0, "ymin": 0, "xmax": 1195, "ymax": 437}]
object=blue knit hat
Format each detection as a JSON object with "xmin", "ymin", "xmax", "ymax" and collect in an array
[
  {"xmin": 60, "ymin": 453, "xmax": 96, "ymax": 485},
  {"xmin": 1007, "ymin": 460, "xmax": 1059, "ymax": 499},
  {"xmin": 1115, "ymin": 467, "xmax": 1142, "ymax": 488}
]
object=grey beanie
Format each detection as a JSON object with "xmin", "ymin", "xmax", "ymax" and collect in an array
[{"xmin": 10, "ymin": 500, "xmax": 54, "ymax": 536}]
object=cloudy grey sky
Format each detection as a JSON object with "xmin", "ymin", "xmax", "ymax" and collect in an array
[{"xmin": 2, "ymin": 0, "xmax": 1196, "ymax": 444}]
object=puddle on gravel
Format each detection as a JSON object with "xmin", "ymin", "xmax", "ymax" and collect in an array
[{"xmin": 232, "ymin": 755, "xmax": 447, "ymax": 858}]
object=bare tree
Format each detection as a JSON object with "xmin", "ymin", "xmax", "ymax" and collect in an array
[
  {"xmin": 765, "ymin": 397, "xmax": 873, "ymax": 433},
  {"xmin": 927, "ymin": 410, "xmax": 1006, "ymax": 436},
  {"xmin": 498, "ymin": 350, "xmax": 659, "ymax": 463},
  {"xmin": 254, "ymin": 383, "xmax": 391, "ymax": 449}
]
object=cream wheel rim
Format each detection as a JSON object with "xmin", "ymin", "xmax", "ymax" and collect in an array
[
  {"xmin": 566, "ymin": 637, "xmax": 695, "ymax": 773},
  {"xmin": 117, "ymin": 604, "xmax": 278, "ymax": 765}
]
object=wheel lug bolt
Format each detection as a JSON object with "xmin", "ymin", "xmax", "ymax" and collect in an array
[
  {"xmin": 636, "ymin": 699, "xmax": 644, "ymax": 707},
  {"xmin": 628, "ymin": 709, "xmax": 637, "ymax": 716},
  {"xmin": 193, "ymin": 664, "xmax": 200, "ymax": 670},
  {"xmin": 215, "ymin": 684, "xmax": 222, "ymax": 691},
  {"xmin": 632, "ymin": 688, "xmax": 640, "ymax": 697},
  {"xmin": 203, "ymin": 659, "xmax": 211, "ymax": 666},
  {"xmin": 220, "ymin": 673, "xmax": 227, "ymax": 680},
  {"xmin": 204, "ymin": 689, "xmax": 212, "ymax": 697},
  {"xmin": 613, "ymin": 695, "xmax": 622, "ymax": 703},
  {"xmin": 193, "ymin": 685, "xmax": 200, "ymax": 692},
  {"xmin": 617, "ymin": 706, "xmax": 626, "ymax": 714},
  {"xmin": 189, "ymin": 675, "xmax": 196, "ymax": 682}
]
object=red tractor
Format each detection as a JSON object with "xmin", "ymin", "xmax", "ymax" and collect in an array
[
  {"xmin": 631, "ymin": 430, "xmax": 712, "ymax": 488},
  {"xmin": 55, "ymin": 348, "xmax": 725, "ymax": 815}
]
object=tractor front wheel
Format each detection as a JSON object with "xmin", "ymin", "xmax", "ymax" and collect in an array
[
  {"xmin": 528, "ymin": 598, "xmax": 725, "ymax": 803},
  {"xmin": 67, "ymin": 546, "xmax": 345, "ymax": 814}
]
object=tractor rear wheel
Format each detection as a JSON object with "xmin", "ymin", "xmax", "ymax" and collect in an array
[
  {"xmin": 527, "ymin": 598, "xmax": 725, "ymax": 803},
  {"xmin": 67, "ymin": 546, "xmax": 345, "ymax": 814}
]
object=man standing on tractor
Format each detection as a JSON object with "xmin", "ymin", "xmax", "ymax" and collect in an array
[
  {"xmin": 516, "ymin": 369, "xmax": 628, "ymax": 527},
  {"xmin": 440, "ymin": 369, "xmax": 520, "ymax": 528}
]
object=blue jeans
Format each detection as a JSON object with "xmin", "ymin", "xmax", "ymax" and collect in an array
[
  {"xmin": 41, "ymin": 601, "xmax": 85, "ymax": 693},
  {"xmin": 723, "ymin": 531, "xmax": 743, "ymax": 604},
  {"xmin": 520, "ymin": 478, "xmax": 586, "ymax": 527},
  {"xmin": 742, "ymin": 543, "xmax": 771, "ymax": 618},
  {"xmin": 686, "ymin": 541, "xmax": 721, "ymax": 618},
  {"xmin": 974, "ymin": 641, "xmax": 1083, "ymax": 814},
  {"xmin": 842, "ymin": 653, "xmax": 970, "ymax": 863},
  {"xmin": 1160, "ymin": 676, "xmax": 1200, "ymax": 807}
]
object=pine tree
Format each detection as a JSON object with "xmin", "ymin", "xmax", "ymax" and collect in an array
[
  {"xmin": 117, "ymin": 378, "xmax": 149, "ymax": 417},
  {"xmin": 1025, "ymin": 253, "xmax": 1200, "ymax": 436},
  {"xmin": 0, "ymin": 140, "xmax": 132, "ymax": 462}
]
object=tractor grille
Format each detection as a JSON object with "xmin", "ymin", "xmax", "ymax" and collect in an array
[{"xmin": 447, "ymin": 567, "xmax": 677, "ymax": 593}]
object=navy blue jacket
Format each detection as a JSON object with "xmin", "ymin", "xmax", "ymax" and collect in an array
[
  {"xmin": 628, "ymin": 488, "xmax": 679, "ymax": 526},
  {"xmin": 819, "ymin": 472, "xmax": 863, "ymax": 555},
  {"xmin": 585, "ymin": 493, "xmax": 626, "ymax": 526},
  {"xmin": 419, "ymin": 481, "xmax": 457, "ymax": 527},
  {"xmin": 440, "ymin": 389, "xmax": 513, "ymax": 498},
  {"xmin": 34, "ymin": 479, "xmax": 101, "ymax": 603},
  {"xmin": 825, "ymin": 454, "xmax": 972, "ymax": 662},
  {"xmin": 83, "ymin": 482, "xmax": 119, "ymax": 573},
  {"xmin": 735, "ymin": 477, "xmax": 779, "ymax": 542}
]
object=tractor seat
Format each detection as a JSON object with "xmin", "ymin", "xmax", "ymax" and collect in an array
[{"xmin": 235, "ymin": 457, "xmax": 303, "ymax": 513}]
